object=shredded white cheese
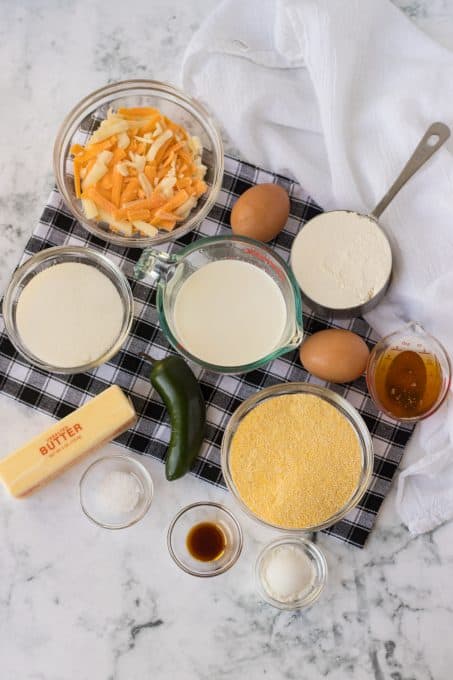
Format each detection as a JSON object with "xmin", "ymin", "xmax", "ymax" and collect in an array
[
  {"xmin": 81, "ymin": 198, "xmax": 98, "ymax": 220},
  {"xmin": 175, "ymin": 196, "xmax": 197, "ymax": 218},
  {"xmin": 115, "ymin": 162, "xmax": 130, "ymax": 177},
  {"xmin": 156, "ymin": 175, "xmax": 176, "ymax": 198},
  {"xmin": 98, "ymin": 208, "xmax": 133, "ymax": 236},
  {"xmin": 188, "ymin": 135, "xmax": 202, "ymax": 156},
  {"xmin": 132, "ymin": 220, "xmax": 158, "ymax": 237},
  {"xmin": 134, "ymin": 134, "xmax": 153, "ymax": 144},
  {"xmin": 82, "ymin": 161, "xmax": 108, "ymax": 190},
  {"xmin": 89, "ymin": 119, "xmax": 129, "ymax": 144},
  {"xmin": 117, "ymin": 132, "xmax": 130, "ymax": 149},
  {"xmin": 138, "ymin": 172, "xmax": 153, "ymax": 197},
  {"xmin": 152, "ymin": 122, "xmax": 163, "ymax": 138},
  {"xmin": 146, "ymin": 129, "xmax": 173, "ymax": 162}
]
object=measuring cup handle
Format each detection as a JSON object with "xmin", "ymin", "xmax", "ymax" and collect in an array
[
  {"xmin": 134, "ymin": 248, "xmax": 178, "ymax": 282},
  {"xmin": 370, "ymin": 122, "xmax": 450, "ymax": 220}
]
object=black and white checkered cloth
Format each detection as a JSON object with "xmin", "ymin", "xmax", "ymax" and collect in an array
[{"xmin": 0, "ymin": 155, "xmax": 414, "ymax": 547}]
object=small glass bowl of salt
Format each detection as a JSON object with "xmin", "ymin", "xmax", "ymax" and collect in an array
[
  {"xmin": 255, "ymin": 536, "xmax": 327, "ymax": 610},
  {"xmin": 80, "ymin": 454, "xmax": 153, "ymax": 529}
]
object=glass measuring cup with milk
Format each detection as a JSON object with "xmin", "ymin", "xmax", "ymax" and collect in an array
[{"xmin": 135, "ymin": 235, "xmax": 303, "ymax": 374}]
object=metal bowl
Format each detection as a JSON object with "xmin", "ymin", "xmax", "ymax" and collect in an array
[{"xmin": 290, "ymin": 210, "xmax": 393, "ymax": 318}]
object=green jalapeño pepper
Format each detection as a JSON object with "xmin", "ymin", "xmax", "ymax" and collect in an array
[{"xmin": 144, "ymin": 354, "xmax": 206, "ymax": 481}]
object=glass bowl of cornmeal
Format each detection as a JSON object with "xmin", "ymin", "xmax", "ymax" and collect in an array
[{"xmin": 221, "ymin": 382, "xmax": 373, "ymax": 532}]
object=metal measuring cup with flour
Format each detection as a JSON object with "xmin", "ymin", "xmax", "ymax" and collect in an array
[{"xmin": 290, "ymin": 122, "xmax": 450, "ymax": 317}]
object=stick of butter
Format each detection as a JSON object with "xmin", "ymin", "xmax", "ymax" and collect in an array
[{"xmin": 0, "ymin": 385, "xmax": 136, "ymax": 498}]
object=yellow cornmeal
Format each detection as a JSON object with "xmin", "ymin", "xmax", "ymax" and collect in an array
[{"xmin": 229, "ymin": 394, "xmax": 362, "ymax": 528}]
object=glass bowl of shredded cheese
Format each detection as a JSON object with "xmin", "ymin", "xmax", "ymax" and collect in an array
[
  {"xmin": 221, "ymin": 382, "xmax": 373, "ymax": 533},
  {"xmin": 54, "ymin": 80, "xmax": 224, "ymax": 247}
]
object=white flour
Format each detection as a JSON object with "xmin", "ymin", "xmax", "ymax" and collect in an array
[{"xmin": 290, "ymin": 211, "xmax": 392, "ymax": 309}]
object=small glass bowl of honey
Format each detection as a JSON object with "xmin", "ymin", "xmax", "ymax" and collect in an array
[
  {"xmin": 167, "ymin": 502, "xmax": 243, "ymax": 577},
  {"xmin": 366, "ymin": 321, "xmax": 451, "ymax": 422}
]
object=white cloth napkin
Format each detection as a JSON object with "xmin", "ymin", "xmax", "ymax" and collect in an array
[{"xmin": 182, "ymin": 0, "xmax": 453, "ymax": 535}]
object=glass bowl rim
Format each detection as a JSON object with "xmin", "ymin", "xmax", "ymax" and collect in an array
[
  {"xmin": 167, "ymin": 500, "xmax": 244, "ymax": 577},
  {"xmin": 255, "ymin": 535, "xmax": 328, "ymax": 610},
  {"xmin": 53, "ymin": 78, "xmax": 224, "ymax": 248},
  {"xmin": 156, "ymin": 234, "xmax": 304, "ymax": 375},
  {"xmin": 2, "ymin": 245, "xmax": 134, "ymax": 374},
  {"xmin": 79, "ymin": 454, "xmax": 154, "ymax": 529},
  {"xmin": 221, "ymin": 381, "xmax": 374, "ymax": 532}
]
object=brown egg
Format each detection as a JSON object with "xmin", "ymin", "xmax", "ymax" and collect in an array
[
  {"xmin": 230, "ymin": 183, "xmax": 290, "ymax": 242},
  {"xmin": 299, "ymin": 329, "xmax": 370, "ymax": 384}
]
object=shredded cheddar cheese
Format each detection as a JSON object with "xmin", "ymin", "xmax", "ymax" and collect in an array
[
  {"xmin": 229, "ymin": 394, "xmax": 362, "ymax": 529},
  {"xmin": 70, "ymin": 107, "xmax": 208, "ymax": 238}
]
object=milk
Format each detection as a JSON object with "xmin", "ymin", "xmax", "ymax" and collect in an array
[{"xmin": 172, "ymin": 259, "xmax": 287, "ymax": 366}]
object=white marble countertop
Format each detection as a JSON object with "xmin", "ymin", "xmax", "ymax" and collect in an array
[{"xmin": 2, "ymin": 1, "xmax": 453, "ymax": 678}]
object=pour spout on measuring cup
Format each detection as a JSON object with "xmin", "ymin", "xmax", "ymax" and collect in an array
[
  {"xmin": 284, "ymin": 324, "xmax": 304, "ymax": 352},
  {"xmin": 369, "ymin": 122, "xmax": 450, "ymax": 220},
  {"xmin": 134, "ymin": 248, "xmax": 178, "ymax": 283},
  {"xmin": 400, "ymin": 320, "xmax": 426, "ymax": 336},
  {"xmin": 289, "ymin": 329, "xmax": 304, "ymax": 349},
  {"xmin": 386, "ymin": 320, "xmax": 427, "ymax": 337},
  {"xmin": 376, "ymin": 320, "xmax": 431, "ymax": 348}
]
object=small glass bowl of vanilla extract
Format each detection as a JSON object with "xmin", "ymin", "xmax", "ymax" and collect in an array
[{"xmin": 167, "ymin": 502, "xmax": 243, "ymax": 577}]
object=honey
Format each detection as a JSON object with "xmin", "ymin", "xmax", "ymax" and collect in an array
[{"xmin": 373, "ymin": 349, "xmax": 443, "ymax": 419}]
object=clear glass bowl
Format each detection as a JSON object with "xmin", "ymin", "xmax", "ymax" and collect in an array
[
  {"xmin": 255, "ymin": 536, "xmax": 328, "ymax": 610},
  {"xmin": 135, "ymin": 235, "xmax": 303, "ymax": 374},
  {"xmin": 53, "ymin": 79, "xmax": 224, "ymax": 248},
  {"xmin": 366, "ymin": 321, "xmax": 451, "ymax": 422},
  {"xmin": 221, "ymin": 382, "xmax": 374, "ymax": 532},
  {"xmin": 2, "ymin": 246, "xmax": 134, "ymax": 374},
  {"xmin": 79, "ymin": 454, "xmax": 153, "ymax": 529},
  {"xmin": 167, "ymin": 501, "xmax": 243, "ymax": 577}
]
